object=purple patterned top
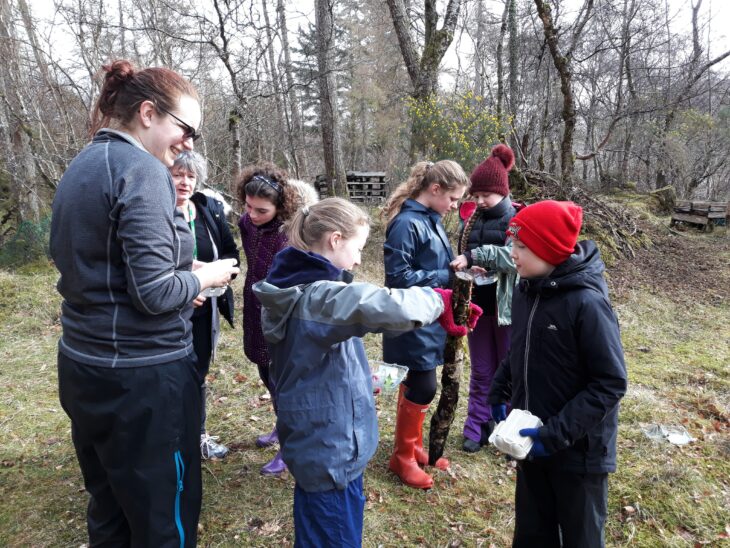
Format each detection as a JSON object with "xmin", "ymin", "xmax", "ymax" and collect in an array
[{"xmin": 239, "ymin": 213, "xmax": 288, "ymax": 367}]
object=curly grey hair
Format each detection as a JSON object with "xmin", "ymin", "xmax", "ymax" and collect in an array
[{"xmin": 171, "ymin": 150, "xmax": 207, "ymax": 186}]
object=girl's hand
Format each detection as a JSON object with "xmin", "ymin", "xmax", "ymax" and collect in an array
[
  {"xmin": 450, "ymin": 254, "xmax": 469, "ymax": 271},
  {"xmin": 192, "ymin": 259, "xmax": 206, "ymax": 271},
  {"xmin": 193, "ymin": 294, "xmax": 207, "ymax": 307},
  {"xmin": 469, "ymin": 266, "xmax": 487, "ymax": 275}
]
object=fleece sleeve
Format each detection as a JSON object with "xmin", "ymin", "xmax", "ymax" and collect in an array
[{"xmin": 117, "ymin": 164, "xmax": 200, "ymax": 315}]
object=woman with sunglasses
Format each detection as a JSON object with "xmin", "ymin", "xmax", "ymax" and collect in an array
[
  {"xmin": 171, "ymin": 150, "xmax": 240, "ymax": 460},
  {"xmin": 50, "ymin": 59, "xmax": 239, "ymax": 547}
]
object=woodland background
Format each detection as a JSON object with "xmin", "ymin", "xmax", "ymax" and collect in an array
[{"xmin": 1, "ymin": 0, "xmax": 729, "ymax": 265}]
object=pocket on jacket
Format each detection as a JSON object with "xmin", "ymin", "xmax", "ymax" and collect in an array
[{"xmin": 536, "ymin": 324, "xmax": 577, "ymax": 366}]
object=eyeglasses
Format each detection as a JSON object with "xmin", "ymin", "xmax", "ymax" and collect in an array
[{"xmin": 157, "ymin": 105, "xmax": 201, "ymax": 142}]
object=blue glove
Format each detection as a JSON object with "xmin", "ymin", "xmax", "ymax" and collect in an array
[
  {"xmin": 491, "ymin": 404, "xmax": 507, "ymax": 423},
  {"xmin": 519, "ymin": 428, "xmax": 550, "ymax": 458}
]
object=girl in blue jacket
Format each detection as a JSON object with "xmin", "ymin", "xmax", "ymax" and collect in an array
[
  {"xmin": 253, "ymin": 198, "xmax": 455, "ymax": 547},
  {"xmin": 381, "ymin": 160, "xmax": 470, "ymax": 489}
]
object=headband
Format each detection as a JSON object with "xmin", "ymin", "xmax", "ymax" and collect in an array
[{"xmin": 251, "ymin": 174, "xmax": 281, "ymax": 194}]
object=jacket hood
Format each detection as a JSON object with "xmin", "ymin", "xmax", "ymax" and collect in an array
[
  {"xmin": 267, "ymin": 246, "xmax": 349, "ymax": 288},
  {"xmin": 254, "ymin": 247, "xmax": 352, "ymax": 343},
  {"xmin": 520, "ymin": 240, "xmax": 608, "ymax": 297}
]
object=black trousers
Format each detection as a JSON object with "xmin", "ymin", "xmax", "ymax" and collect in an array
[
  {"xmin": 513, "ymin": 460, "xmax": 608, "ymax": 548},
  {"xmin": 58, "ymin": 351, "xmax": 202, "ymax": 547},
  {"xmin": 192, "ymin": 311, "xmax": 213, "ymax": 433}
]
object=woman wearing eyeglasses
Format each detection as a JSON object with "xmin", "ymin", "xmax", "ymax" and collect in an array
[
  {"xmin": 50, "ymin": 60, "xmax": 239, "ymax": 547},
  {"xmin": 170, "ymin": 150, "xmax": 240, "ymax": 460}
]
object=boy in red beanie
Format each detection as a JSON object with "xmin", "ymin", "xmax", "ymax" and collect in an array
[{"xmin": 488, "ymin": 200, "xmax": 627, "ymax": 547}]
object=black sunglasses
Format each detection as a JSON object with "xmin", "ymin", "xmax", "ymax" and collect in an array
[{"xmin": 157, "ymin": 105, "xmax": 202, "ymax": 142}]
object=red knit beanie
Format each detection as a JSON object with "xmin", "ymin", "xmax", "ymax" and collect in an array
[
  {"xmin": 470, "ymin": 144, "xmax": 515, "ymax": 196},
  {"xmin": 506, "ymin": 200, "xmax": 583, "ymax": 265}
]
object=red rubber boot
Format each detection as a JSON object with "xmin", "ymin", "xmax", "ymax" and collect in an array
[
  {"xmin": 389, "ymin": 394, "xmax": 434, "ymax": 489},
  {"xmin": 397, "ymin": 384, "xmax": 450, "ymax": 471}
]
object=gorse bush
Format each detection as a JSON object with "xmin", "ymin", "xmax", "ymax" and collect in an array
[
  {"xmin": 407, "ymin": 91, "xmax": 508, "ymax": 173},
  {"xmin": 0, "ymin": 217, "xmax": 51, "ymax": 268}
]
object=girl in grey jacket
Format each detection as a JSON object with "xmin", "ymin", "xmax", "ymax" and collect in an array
[{"xmin": 253, "ymin": 198, "xmax": 451, "ymax": 547}]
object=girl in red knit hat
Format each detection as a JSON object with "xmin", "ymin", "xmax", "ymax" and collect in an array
[{"xmin": 450, "ymin": 144, "xmax": 520, "ymax": 453}]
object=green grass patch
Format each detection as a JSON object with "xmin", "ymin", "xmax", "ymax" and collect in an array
[{"xmin": 1, "ymin": 230, "xmax": 729, "ymax": 546}]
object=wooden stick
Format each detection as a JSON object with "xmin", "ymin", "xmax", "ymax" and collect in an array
[{"xmin": 428, "ymin": 271, "xmax": 474, "ymax": 466}]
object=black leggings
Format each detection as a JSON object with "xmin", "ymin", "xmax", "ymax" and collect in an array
[{"xmin": 403, "ymin": 369, "xmax": 438, "ymax": 405}]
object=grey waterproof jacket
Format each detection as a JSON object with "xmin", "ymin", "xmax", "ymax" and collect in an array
[{"xmin": 253, "ymin": 247, "xmax": 443, "ymax": 492}]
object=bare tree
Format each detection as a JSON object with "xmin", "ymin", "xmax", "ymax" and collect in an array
[
  {"xmin": 385, "ymin": 0, "xmax": 462, "ymax": 156},
  {"xmin": 315, "ymin": 0, "xmax": 347, "ymax": 195},
  {"xmin": 277, "ymin": 0, "xmax": 307, "ymax": 177}
]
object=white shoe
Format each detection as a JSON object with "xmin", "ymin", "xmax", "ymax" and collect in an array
[{"xmin": 200, "ymin": 433, "xmax": 228, "ymax": 459}]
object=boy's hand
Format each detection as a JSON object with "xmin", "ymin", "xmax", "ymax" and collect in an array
[
  {"xmin": 519, "ymin": 428, "xmax": 550, "ymax": 458},
  {"xmin": 433, "ymin": 288, "xmax": 468, "ymax": 337},
  {"xmin": 491, "ymin": 404, "xmax": 507, "ymax": 423}
]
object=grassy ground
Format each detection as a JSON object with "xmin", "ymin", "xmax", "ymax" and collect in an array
[{"xmin": 0, "ymin": 213, "xmax": 728, "ymax": 547}]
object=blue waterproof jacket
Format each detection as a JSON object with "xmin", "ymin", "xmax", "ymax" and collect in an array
[
  {"xmin": 253, "ymin": 246, "xmax": 443, "ymax": 492},
  {"xmin": 488, "ymin": 241, "xmax": 627, "ymax": 473},
  {"xmin": 382, "ymin": 199, "xmax": 453, "ymax": 370}
]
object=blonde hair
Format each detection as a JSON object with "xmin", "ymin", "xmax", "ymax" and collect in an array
[
  {"xmin": 381, "ymin": 160, "xmax": 470, "ymax": 224},
  {"xmin": 285, "ymin": 197, "xmax": 370, "ymax": 251}
]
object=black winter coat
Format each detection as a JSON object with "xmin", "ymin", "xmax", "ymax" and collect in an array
[
  {"xmin": 488, "ymin": 241, "xmax": 627, "ymax": 473},
  {"xmin": 190, "ymin": 192, "xmax": 240, "ymax": 327},
  {"xmin": 460, "ymin": 196, "xmax": 516, "ymax": 314}
]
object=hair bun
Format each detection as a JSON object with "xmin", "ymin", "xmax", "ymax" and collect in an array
[
  {"xmin": 491, "ymin": 144, "xmax": 515, "ymax": 171},
  {"xmin": 103, "ymin": 60, "xmax": 135, "ymax": 85}
]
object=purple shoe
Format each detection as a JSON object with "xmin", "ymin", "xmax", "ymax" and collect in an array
[
  {"xmin": 256, "ymin": 428, "xmax": 279, "ymax": 448},
  {"xmin": 260, "ymin": 451, "xmax": 287, "ymax": 476}
]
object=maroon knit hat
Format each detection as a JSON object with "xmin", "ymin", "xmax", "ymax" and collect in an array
[
  {"xmin": 506, "ymin": 200, "xmax": 583, "ymax": 265},
  {"xmin": 470, "ymin": 144, "xmax": 515, "ymax": 196}
]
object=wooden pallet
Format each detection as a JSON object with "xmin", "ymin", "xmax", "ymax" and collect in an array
[
  {"xmin": 671, "ymin": 201, "xmax": 728, "ymax": 232},
  {"xmin": 315, "ymin": 171, "xmax": 388, "ymax": 203}
]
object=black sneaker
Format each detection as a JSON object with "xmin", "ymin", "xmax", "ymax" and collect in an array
[{"xmin": 463, "ymin": 437, "xmax": 482, "ymax": 453}]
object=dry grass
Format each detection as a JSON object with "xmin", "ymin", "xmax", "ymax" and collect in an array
[{"xmin": 0, "ymin": 213, "xmax": 728, "ymax": 547}]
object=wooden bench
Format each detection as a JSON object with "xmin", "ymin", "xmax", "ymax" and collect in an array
[{"xmin": 671, "ymin": 201, "xmax": 728, "ymax": 232}]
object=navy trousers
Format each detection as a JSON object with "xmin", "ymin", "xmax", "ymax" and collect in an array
[
  {"xmin": 58, "ymin": 351, "xmax": 202, "ymax": 547},
  {"xmin": 513, "ymin": 460, "xmax": 608, "ymax": 548},
  {"xmin": 293, "ymin": 475, "xmax": 366, "ymax": 548}
]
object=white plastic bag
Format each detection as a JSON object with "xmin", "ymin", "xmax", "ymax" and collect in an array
[{"xmin": 488, "ymin": 408, "xmax": 543, "ymax": 460}]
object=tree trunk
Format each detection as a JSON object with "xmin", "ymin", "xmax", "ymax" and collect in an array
[
  {"xmin": 261, "ymin": 0, "xmax": 291, "ymax": 170},
  {"xmin": 428, "ymin": 272, "xmax": 473, "ymax": 466},
  {"xmin": 496, "ymin": 0, "xmax": 508, "ymax": 123},
  {"xmin": 385, "ymin": 0, "xmax": 462, "ymax": 157},
  {"xmin": 277, "ymin": 0, "xmax": 307, "ymax": 177},
  {"xmin": 474, "ymin": 0, "xmax": 486, "ymax": 99},
  {"xmin": 534, "ymin": 0, "xmax": 586, "ymax": 184},
  {"xmin": 0, "ymin": 0, "xmax": 40, "ymax": 224},
  {"xmin": 315, "ymin": 0, "xmax": 347, "ymax": 196}
]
